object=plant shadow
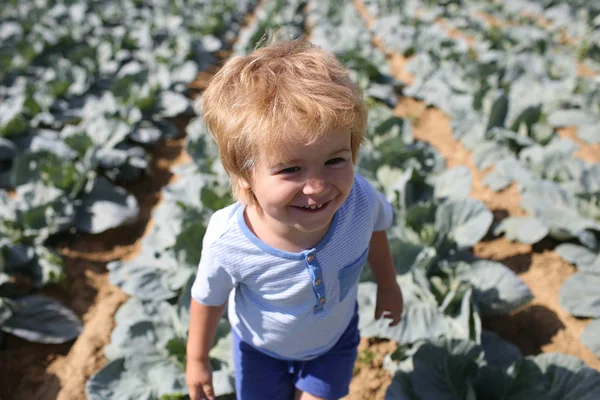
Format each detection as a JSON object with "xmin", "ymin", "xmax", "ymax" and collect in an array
[
  {"xmin": 482, "ymin": 305, "xmax": 565, "ymax": 357},
  {"xmin": 0, "ymin": 338, "xmax": 69, "ymax": 400},
  {"xmin": 498, "ymin": 252, "xmax": 533, "ymax": 274},
  {"xmin": 479, "ymin": 209, "xmax": 510, "ymax": 243},
  {"xmin": 531, "ymin": 237, "xmax": 563, "ymax": 254}
]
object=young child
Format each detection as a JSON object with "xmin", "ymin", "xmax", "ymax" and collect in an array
[{"xmin": 186, "ymin": 38, "xmax": 404, "ymax": 400}]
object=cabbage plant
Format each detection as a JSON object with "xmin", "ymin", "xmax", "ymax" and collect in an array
[{"xmin": 385, "ymin": 337, "xmax": 600, "ymax": 400}]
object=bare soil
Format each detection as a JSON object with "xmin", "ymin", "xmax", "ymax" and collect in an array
[{"xmin": 345, "ymin": 339, "xmax": 396, "ymax": 400}]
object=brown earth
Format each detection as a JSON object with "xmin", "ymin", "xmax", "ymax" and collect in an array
[
  {"xmin": 557, "ymin": 127, "xmax": 600, "ymax": 164},
  {"xmin": 345, "ymin": 339, "xmax": 396, "ymax": 400}
]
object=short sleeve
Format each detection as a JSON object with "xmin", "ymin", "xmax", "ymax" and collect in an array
[
  {"xmin": 190, "ymin": 213, "xmax": 236, "ymax": 306},
  {"xmin": 371, "ymin": 188, "xmax": 394, "ymax": 231},
  {"xmin": 355, "ymin": 173, "xmax": 394, "ymax": 231}
]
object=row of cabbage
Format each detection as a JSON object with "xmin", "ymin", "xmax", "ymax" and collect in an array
[
  {"xmin": 481, "ymin": 0, "xmax": 600, "ymax": 68},
  {"xmin": 89, "ymin": 1, "xmax": 599, "ymax": 399},
  {"xmin": 0, "ymin": 0, "xmax": 255, "ymax": 351},
  {"xmin": 456, "ymin": 1, "xmax": 600, "ymax": 365},
  {"xmin": 360, "ymin": 0, "xmax": 600, "ymax": 374}
]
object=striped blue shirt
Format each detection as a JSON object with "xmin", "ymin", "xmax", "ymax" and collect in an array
[{"xmin": 191, "ymin": 173, "xmax": 393, "ymax": 360}]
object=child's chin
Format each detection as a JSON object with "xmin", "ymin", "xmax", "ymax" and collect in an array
[
  {"xmin": 296, "ymin": 221, "xmax": 333, "ymax": 236},
  {"xmin": 295, "ymin": 215, "xmax": 335, "ymax": 233}
]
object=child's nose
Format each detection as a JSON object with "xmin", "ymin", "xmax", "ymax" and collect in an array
[{"xmin": 303, "ymin": 178, "xmax": 328, "ymax": 195}]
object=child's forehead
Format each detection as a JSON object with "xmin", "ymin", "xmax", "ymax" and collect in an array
[
  {"xmin": 258, "ymin": 129, "xmax": 350, "ymax": 165},
  {"xmin": 260, "ymin": 138, "xmax": 311, "ymax": 165}
]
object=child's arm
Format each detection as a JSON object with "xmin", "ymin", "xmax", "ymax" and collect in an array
[
  {"xmin": 368, "ymin": 230, "xmax": 403, "ymax": 326},
  {"xmin": 186, "ymin": 299, "xmax": 227, "ymax": 400}
]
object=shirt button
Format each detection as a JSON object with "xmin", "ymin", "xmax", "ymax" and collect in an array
[
  {"xmin": 319, "ymin": 297, "xmax": 326, "ymax": 304},
  {"xmin": 315, "ymin": 278, "xmax": 322, "ymax": 286},
  {"xmin": 307, "ymin": 255, "xmax": 314, "ymax": 262}
]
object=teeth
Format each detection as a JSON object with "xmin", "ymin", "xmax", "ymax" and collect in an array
[{"xmin": 301, "ymin": 204, "xmax": 324, "ymax": 209}]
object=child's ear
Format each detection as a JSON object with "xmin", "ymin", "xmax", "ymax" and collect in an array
[{"xmin": 238, "ymin": 176, "xmax": 252, "ymax": 190}]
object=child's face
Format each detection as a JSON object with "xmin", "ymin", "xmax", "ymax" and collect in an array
[{"xmin": 242, "ymin": 129, "xmax": 355, "ymax": 240}]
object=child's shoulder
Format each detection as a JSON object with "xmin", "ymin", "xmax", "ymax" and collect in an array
[
  {"xmin": 353, "ymin": 172, "xmax": 369, "ymax": 188},
  {"xmin": 202, "ymin": 202, "xmax": 242, "ymax": 249},
  {"xmin": 337, "ymin": 172, "xmax": 379, "ymax": 218},
  {"xmin": 351, "ymin": 172, "xmax": 378, "ymax": 200},
  {"xmin": 351, "ymin": 172, "xmax": 394, "ymax": 231}
]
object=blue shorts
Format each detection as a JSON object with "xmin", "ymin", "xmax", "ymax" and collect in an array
[{"xmin": 231, "ymin": 308, "xmax": 360, "ymax": 400}]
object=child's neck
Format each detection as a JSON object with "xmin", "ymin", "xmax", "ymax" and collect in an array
[{"xmin": 244, "ymin": 206, "xmax": 330, "ymax": 253}]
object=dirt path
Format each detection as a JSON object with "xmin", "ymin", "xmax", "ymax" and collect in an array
[
  {"xmin": 354, "ymin": 0, "xmax": 600, "ymax": 374},
  {"xmin": 347, "ymin": 339, "xmax": 396, "ymax": 400}
]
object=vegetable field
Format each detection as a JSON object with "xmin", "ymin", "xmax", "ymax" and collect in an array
[{"xmin": 1, "ymin": 0, "xmax": 600, "ymax": 399}]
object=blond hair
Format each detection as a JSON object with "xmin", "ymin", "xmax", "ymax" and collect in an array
[{"xmin": 199, "ymin": 38, "xmax": 367, "ymax": 205}]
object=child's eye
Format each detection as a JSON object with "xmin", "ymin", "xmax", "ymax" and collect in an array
[
  {"xmin": 279, "ymin": 166, "xmax": 301, "ymax": 174},
  {"xmin": 325, "ymin": 158, "xmax": 345, "ymax": 165}
]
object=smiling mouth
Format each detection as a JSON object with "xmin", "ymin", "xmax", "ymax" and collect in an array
[
  {"xmin": 302, "ymin": 204, "xmax": 324, "ymax": 209},
  {"xmin": 293, "ymin": 201, "xmax": 331, "ymax": 212}
]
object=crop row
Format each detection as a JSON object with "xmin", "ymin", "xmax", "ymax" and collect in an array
[{"xmin": 361, "ymin": 0, "xmax": 600, "ymax": 366}]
